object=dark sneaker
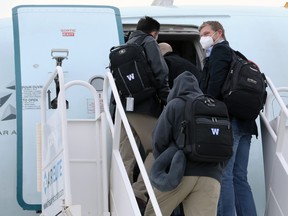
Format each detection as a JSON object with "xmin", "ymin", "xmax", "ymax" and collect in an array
[{"xmin": 136, "ymin": 197, "xmax": 147, "ymax": 215}]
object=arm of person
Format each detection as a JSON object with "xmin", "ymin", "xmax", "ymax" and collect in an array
[
  {"xmin": 207, "ymin": 44, "xmax": 232, "ymax": 99},
  {"xmin": 151, "ymin": 105, "xmax": 174, "ymax": 158},
  {"xmin": 144, "ymin": 40, "xmax": 170, "ymax": 105}
]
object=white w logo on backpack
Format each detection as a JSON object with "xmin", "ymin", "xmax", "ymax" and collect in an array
[
  {"xmin": 211, "ymin": 128, "xmax": 220, "ymax": 135},
  {"xmin": 126, "ymin": 73, "xmax": 135, "ymax": 81}
]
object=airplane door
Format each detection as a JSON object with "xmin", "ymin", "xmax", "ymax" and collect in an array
[{"xmin": 12, "ymin": 5, "xmax": 124, "ymax": 211}]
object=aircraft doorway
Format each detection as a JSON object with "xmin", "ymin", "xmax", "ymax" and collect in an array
[{"xmin": 123, "ymin": 24, "xmax": 204, "ymax": 71}]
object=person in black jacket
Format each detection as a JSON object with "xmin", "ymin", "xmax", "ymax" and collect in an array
[
  {"xmin": 144, "ymin": 71, "xmax": 224, "ymax": 216},
  {"xmin": 158, "ymin": 42, "xmax": 201, "ymax": 87},
  {"xmin": 119, "ymin": 16, "xmax": 169, "ymax": 214},
  {"xmin": 199, "ymin": 20, "xmax": 258, "ymax": 216}
]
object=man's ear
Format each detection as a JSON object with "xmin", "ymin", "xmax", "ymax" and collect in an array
[
  {"xmin": 218, "ymin": 29, "xmax": 223, "ymax": 37},
  {"xmin": 151, "ymin": 31, "xmax": 159, "ymax": 39}
]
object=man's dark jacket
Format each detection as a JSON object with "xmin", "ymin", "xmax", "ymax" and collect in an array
[
  {"xmin": 200, "ymin": 40, "xmax": 231, "ymax": 100},
  {"xmin": 200, "ymin": 40, "xmax": 258, "ymax": 135},
  {"xmin": 163, "ymin": 51, "xmax": 201, "ymax": 88}
]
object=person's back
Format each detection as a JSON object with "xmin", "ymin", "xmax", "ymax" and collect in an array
[
  {"xmin": 126, "ymin": 18, "xmax": 169, "ymax": 116},
  {"xmin": 144, "ymin": 71, "xmax": 224, "ymax": 216},
  {"xmin": 118, "ymin": 16, "xmax": 169, "ymax": 215},
  {"xmin": 158, "ymin": 42, "xmax": 201, "ymax": 88}
]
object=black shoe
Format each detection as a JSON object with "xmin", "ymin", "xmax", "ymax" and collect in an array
[{"xmin": 136, "ymin": 197, "xmax": 147, "ymax": 215}]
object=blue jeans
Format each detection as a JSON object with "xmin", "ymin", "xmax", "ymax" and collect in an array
[{"xmin": 217, "ymin": 119, "xmax": 257, "ymax": 216}]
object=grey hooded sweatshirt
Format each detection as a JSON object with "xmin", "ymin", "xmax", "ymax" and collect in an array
[
  {"xmin": 127, "ymin": 30, "xmax": 169, "ymax": 118},
  {"xmin": 152, "ymin": 71, "xmax": 225, "ymax": 183}
]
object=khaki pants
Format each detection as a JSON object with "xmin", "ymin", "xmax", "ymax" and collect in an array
[
  {"xmin": 120, "ymin": 113, "xmax": 157, "ymax": 202},
  {"xmin": 145, "ymin": 176, "xmax": 221, "ymax": 216}
]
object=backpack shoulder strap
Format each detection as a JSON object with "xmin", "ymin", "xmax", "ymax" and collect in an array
[
  {"xmin": 125, "ymin": 34, "xmax": 151, "ymax": 62},
  {"xmin": 233, "ymin": 50, "xmax": 248, "ymax": 61},
  {"xmin": 175, "ymin": 95, "xmax": 195, "ymax": 150},
  {"xmin": 173, "ymin": 96, "xmax": 187, "ymax": 149}
]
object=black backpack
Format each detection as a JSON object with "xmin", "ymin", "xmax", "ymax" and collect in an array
[
  {"xmin": 221, "ymin": 50, "xmax": 267, "ymax": 120},
  {"xmin": 109, "ymin": 34, "xmax": 157, "ymax": 106},
  {"xmin": 177, "ymin": 95, "xmax": 233, "ymax": 162}
]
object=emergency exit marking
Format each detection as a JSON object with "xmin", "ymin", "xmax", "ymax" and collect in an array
[{"xmin": 61, "ymin": 29, "xmax": 76, "ymax": 37}]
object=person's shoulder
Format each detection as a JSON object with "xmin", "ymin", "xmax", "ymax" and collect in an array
[
  {"xmin": 165, "ymin": 52, "xmax": 187, "ymax": 61},
  {"xmin": 164, "ymin": 52, "xmax": 180, "ymax": 60},
  {"xmin": 144, "ymin": 35, "xmax": 155, "ymax": 43},
  {"xmin": 163, "ymin": 51, "xmax": 174, "ymax": 57},
  {"xmin": 213, "ymin": 41, "xmax": 231, "ymax": 51},
  {"xmin": 128, "ymin": 31, "xmax": 152, "ymax": 42},
  {"xmin": 167, "ymin": 97, "xmax": 187, "ymax": 109},
  {"xmin": 211, "ymin": 41, "xmax": 232, "ymax": 57}
]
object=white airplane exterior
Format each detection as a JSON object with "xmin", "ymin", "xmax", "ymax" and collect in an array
[{"xmin": 0, "ymin": 2, "xmax": 287, "ymax": 216}]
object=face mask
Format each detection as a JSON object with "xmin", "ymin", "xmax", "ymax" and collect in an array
[
  {"xmin": 200, "ymin": 36, "xmax": 214, "ymax": 49},
  {"xmin": 200, "ymin": 31, "xmax": 217, "ymax": 49}
]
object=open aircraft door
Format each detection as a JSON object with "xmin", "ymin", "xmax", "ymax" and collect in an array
[{"xmin": 12, "ymin": 5, "xmax": 124, "ymax": 212}]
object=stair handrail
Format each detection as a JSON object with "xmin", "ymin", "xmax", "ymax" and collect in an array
[
  {"xmin": 103, "ymin": 71, "xmax": 162, "ymax": 216},
  {"xmin": 41, "ymin": 66, "xmax": 72, "ymax": 207},
  {"xmin": 64, "ymin": 80, "xmax": 101, "ymax": 120},
  {"xmin": 260, "ymin": 76, "xmax": 288, "ymax": 144}
]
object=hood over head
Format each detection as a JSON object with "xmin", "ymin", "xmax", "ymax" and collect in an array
[{"xmin": 167, "ymin": 71, "xmax": 203, "ymax": 102}]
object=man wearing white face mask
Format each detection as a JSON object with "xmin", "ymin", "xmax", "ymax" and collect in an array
[{"xmin": 199, "ymin": 21, "xmax": 258, "ymax": 216}]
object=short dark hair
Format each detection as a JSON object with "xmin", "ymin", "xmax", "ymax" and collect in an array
[{"xmin": 136, "ymin": 16, "xmax": 160, "ymax": 33}]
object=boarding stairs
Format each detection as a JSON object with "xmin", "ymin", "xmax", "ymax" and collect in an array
[
  {"xmin": 259, "ymin": 77, "xmax": 288, "ymax": 216},
  {"xmin": 39, "ymin": 65, "xmax": 288, "ymax": 216},
  {"xmin": 39, "ymin": 66, "xmax": 161, "ymax": 216}
]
